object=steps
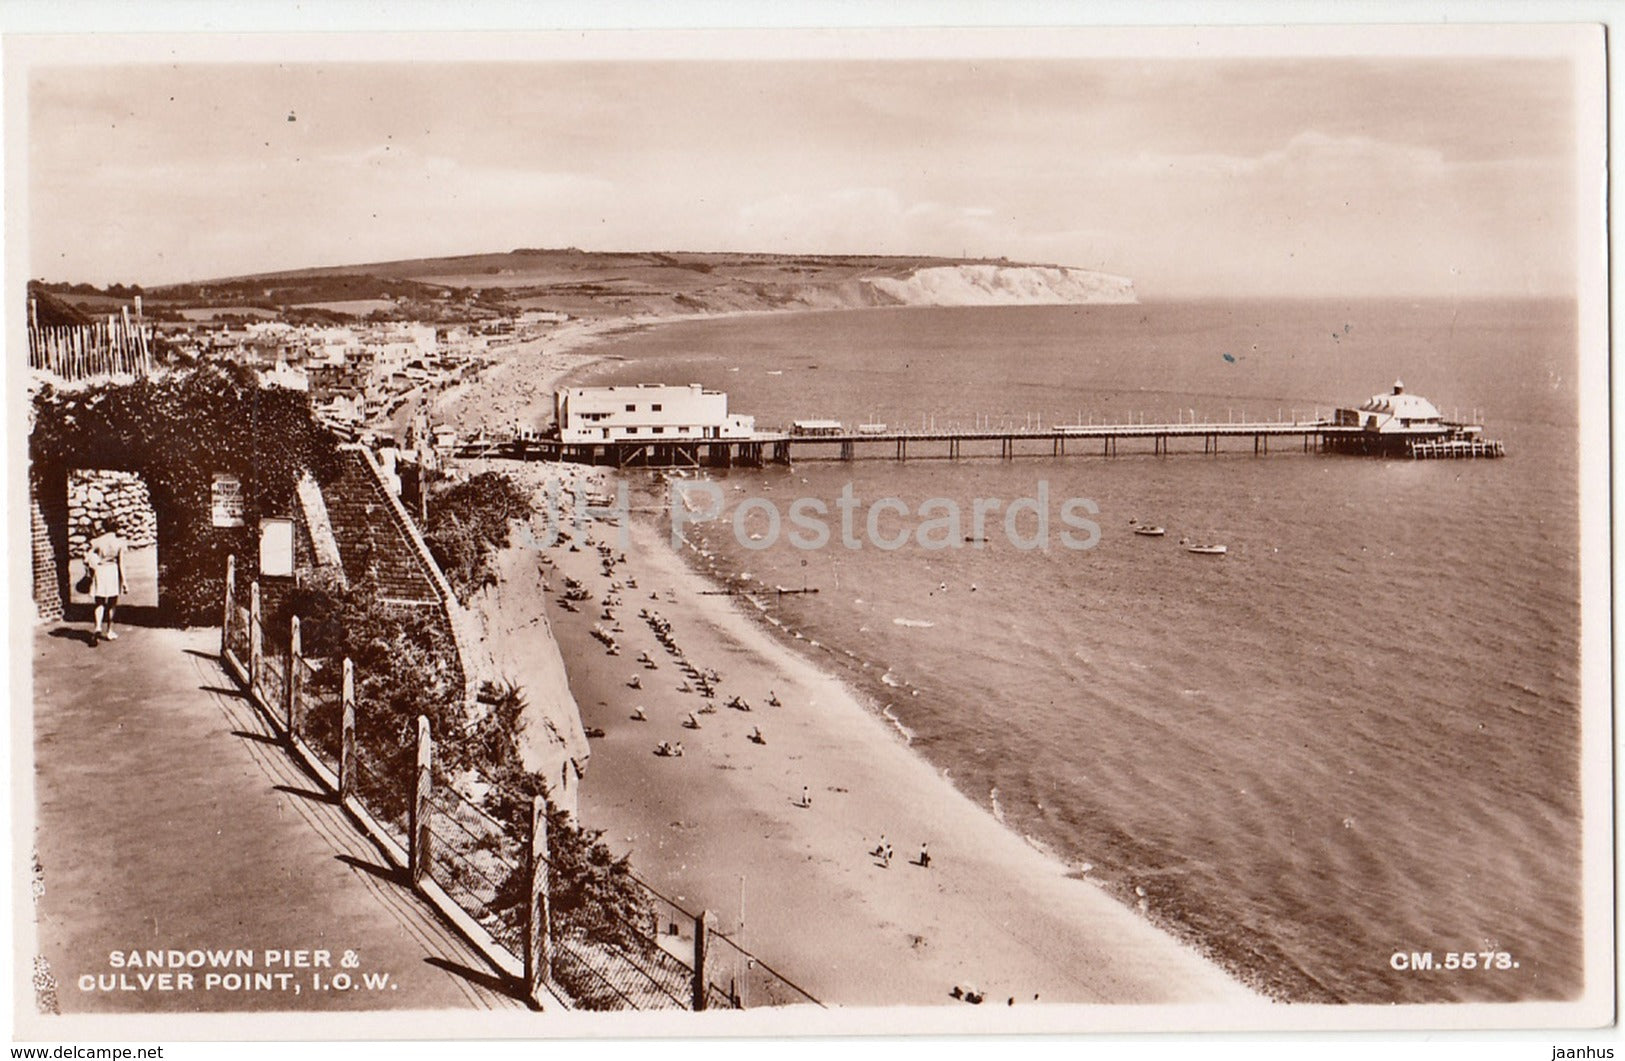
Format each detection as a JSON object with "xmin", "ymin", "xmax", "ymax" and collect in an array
[{"xmin": 322, "ymin": 449, "xmax": 440, "ymax": 603}]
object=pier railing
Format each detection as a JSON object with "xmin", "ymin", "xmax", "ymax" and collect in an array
[
  {"xmin": 450, "ymin": 415, "xmax": 1402, "ymax": 467},
  {"xmin": 219, "ymin": 556, "xmax": 819, "ymax": 1012}
]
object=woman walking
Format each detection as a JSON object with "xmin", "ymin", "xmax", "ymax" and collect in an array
[{"xmin": 84, "ymin": 518, "xmax": 127, "ymax": 645}]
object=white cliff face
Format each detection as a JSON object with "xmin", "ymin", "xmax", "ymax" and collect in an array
[{"xmin": 865, "ymin": 264, "xmax": 1137, "ymax": 306}]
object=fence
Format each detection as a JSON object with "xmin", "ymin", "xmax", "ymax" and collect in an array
[
  {"xmin": 28, "ymin": 314, "xmax": 154, "ymax": 382},
  {"xmin": 218, "ymin": 555, "xmax": 819, "ymax": 1012}
]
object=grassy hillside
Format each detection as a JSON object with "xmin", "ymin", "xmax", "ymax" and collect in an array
[
  {"xmin": 43, "ymin": 247, "xmax": 1117, "ymax": 325},
  {"xmin": 145, "ymin": 248, "xmax": 1039, "ymax": 321}
]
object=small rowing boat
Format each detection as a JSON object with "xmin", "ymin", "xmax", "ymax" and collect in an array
[
  {"xmin": 1133, "ymin": 526, "xmax": 1166, "ymax": 537},
  {"xmin": 1185, "ymin": 543, "xmax": 1227, "ymax": 555}
]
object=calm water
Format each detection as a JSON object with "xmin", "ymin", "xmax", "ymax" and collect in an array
[{"xmin": 573, "ymin": 299, "xmax": 1581, "ymax": 1003}]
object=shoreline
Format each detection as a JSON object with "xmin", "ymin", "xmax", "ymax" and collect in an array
[
  {"xmin": 433, "ymin": 306, "xmax": 810, "ymax": 437},
  {"xmin": 434, "ymin": 299, "xmax": 1134, "ymax": 439},
  {"xmin": 659, "ymin": 511, "xmax": 1289, "ymax": 1002},
  {"xmin": 483, "ymin": 462, "xmax": 1257, "ymax": 1008},
  {"xmin": 444, "ymin": 306, "xmax": 1261, "ymax": 1007}
]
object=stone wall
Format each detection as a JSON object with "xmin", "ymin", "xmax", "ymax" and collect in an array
[{"xmin": 67, "ymin": 469, "xmax": 157, "ymax": 557}]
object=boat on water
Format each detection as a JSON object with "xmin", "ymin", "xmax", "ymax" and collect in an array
[
  {"xmin": 1185, "ymin": 543, "xmax": 1227, "ymax": 555},
  {"xmin": 1133, "ymin": 526, "xmax": 1166, "ymax": 537}
]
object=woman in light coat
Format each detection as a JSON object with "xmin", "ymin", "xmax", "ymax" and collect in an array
[{"xmin": 84, "ymin": 518, "xmax": 127, "ymax": 644}]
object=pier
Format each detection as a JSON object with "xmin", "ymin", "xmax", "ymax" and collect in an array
[
  {"xmin": 447, "ymin": 380, "xmax": 1504, "ymax": 468},
  {"xmin": 452, "ymin": 416, "xmax": 1502, "ymax": 468}
]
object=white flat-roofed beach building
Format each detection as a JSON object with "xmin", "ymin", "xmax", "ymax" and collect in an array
[{"xmin": 555, "ymin": 383, "xmax": 755, "ymax": 443}]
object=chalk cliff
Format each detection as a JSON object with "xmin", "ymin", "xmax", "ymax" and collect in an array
[{"xmin": 865, "ymin": 264, "xmax": 1137, "ymax": 306}]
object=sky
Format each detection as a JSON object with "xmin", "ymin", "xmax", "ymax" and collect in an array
[{"xmin": 24, "ymin": 50, "xmax": 1587, "ymax": 298}]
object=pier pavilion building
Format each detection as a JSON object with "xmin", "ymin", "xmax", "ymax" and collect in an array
[{"xmin": 555, "ymin": 383, "xmax": 755, "ymax": 444}]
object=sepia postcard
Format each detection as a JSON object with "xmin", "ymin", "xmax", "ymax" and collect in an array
[{"xmin": 5, "ymin": 16, "xmax": 1613, "ymax": 1048}]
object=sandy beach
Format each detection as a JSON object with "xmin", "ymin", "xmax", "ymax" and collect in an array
[
  {"xmin": 456, "ymin": 460, "xmax": 1255, "ymax": 1010},
  {"xmin": 429, "ymin": 316, "xmax": 650, "ymax": 438},
  {"xmin": 438, "ymin": 311, "xmax": 1261, "ymax": 1009},
  {"xmin": 433, "ymin": 309, "xmax": 779, "ymax": 439}
]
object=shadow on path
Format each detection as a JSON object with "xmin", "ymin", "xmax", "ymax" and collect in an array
[
  {"xmin": 424, "ymin": 956, "xmax": 526, "ymax": 1006},
  {"xmin": 33, "ymin": 624, "xmax": 529, "ymax": 1013},
  {"xmin": 337, "ymin": 853, "xmax": 405, "ymax": 887},
  {"xmin": 274, "ymin": 782, "xmax": 337, "ymax": 805},
  {"xmin": 45, "ymin": 626, "xmax": 97, "ymax": 647}
]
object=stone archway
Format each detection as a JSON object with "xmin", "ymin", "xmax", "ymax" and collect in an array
[{"xmin": 64, "ymin": 469, "xmax": 160, "ymax": 609}]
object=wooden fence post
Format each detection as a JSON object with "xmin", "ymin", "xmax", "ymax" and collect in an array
[
  {"xmin": 525, "ymin": 795, "xmax": 553, "ymax": 1007},
  {"xmin": 338, "ymin": 659, "xmax": 356, "ymax": 803},
  {"xmin": 221, "ymin": 555, "xmax": 236, "ymax": 659},
  {"xmin": 557, "ymin": 759, "xmax": 574, "ymax": 810},
  {"xmin": 692, "ymin": 910, "xmax": 717, "ymax": 1010},
  {"xmin": 409, "ymin": 715, "xmax": 432, "ymax": 886},
  {"xmin": 248, "ymin": 580, "xmax": 263, "ymax": 689},
  {"xmin": 286, "ymin": 615, "xmax": 302, "ymax": 739}
]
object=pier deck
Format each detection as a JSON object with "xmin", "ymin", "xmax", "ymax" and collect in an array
[{"xmin": 451, "ymin": 416, "xmax": 1508, "ymax": 467}]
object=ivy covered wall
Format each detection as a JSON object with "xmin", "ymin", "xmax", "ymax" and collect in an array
[{"xmin": 30, "ymin": 364, "xmax": 339, "ymax": 624}]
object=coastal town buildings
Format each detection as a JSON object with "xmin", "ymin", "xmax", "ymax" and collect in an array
[{"xmin": 157, "ymin": 317, "xmax": 504, "ymax": 440}]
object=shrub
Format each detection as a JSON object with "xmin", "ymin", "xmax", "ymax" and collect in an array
[
  {"xmin": 470, "ymin": 684, "xmax": 652, "ymax": 952},
  {"xmin": 272, "ymin": 572, "xmax": 466, "ymax": 820},
  {"xmin": 424, "ymin": 471, "xmax": 533, "ymax": 603}
]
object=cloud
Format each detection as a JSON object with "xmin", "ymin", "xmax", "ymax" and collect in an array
[{"xmin": 25, "ymin": 59, "xmax": 1582, "ymax": 296}]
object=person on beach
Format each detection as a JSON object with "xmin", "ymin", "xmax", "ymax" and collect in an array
[
  {"xmin": 916, "ymin": 842, "xmax": 931, "ymax": 868},
  {"xmin": 800, "ymin": 785, "xmax": 811, "ymax": 808},
  {"xmin": 84, "ymin": 517, "xmax": 127, "ymax": 644}
]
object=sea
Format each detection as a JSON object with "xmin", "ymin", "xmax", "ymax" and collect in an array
[{"xmin": 566, "ymin": 298, "xmax": 1584, "ymax": 1004}]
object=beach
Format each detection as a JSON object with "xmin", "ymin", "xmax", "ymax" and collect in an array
[
  {"xmin": 462, "ymin": 460, "xmax": 1255, "ymax": 1008},
  {"xmin": 433, "ymin": 310, "xmax": 776, "ymax": 439},
  {"xmin": 442, "ymin": 324, "xmax": 1258, "ymax": 1007}
]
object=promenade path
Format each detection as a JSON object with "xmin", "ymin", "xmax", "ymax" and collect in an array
[{"xmin": 28, "ymin": 623, "xmax": 529, "ymax": 1014}]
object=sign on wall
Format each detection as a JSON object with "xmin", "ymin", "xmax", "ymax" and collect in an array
[
  {"xmin": 211, "ymin": 473, "xmax": 244, "ymax": 528},
  {"xmin": 259, "ymin": 517, "xmax": 294, "ymax": 578}
]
